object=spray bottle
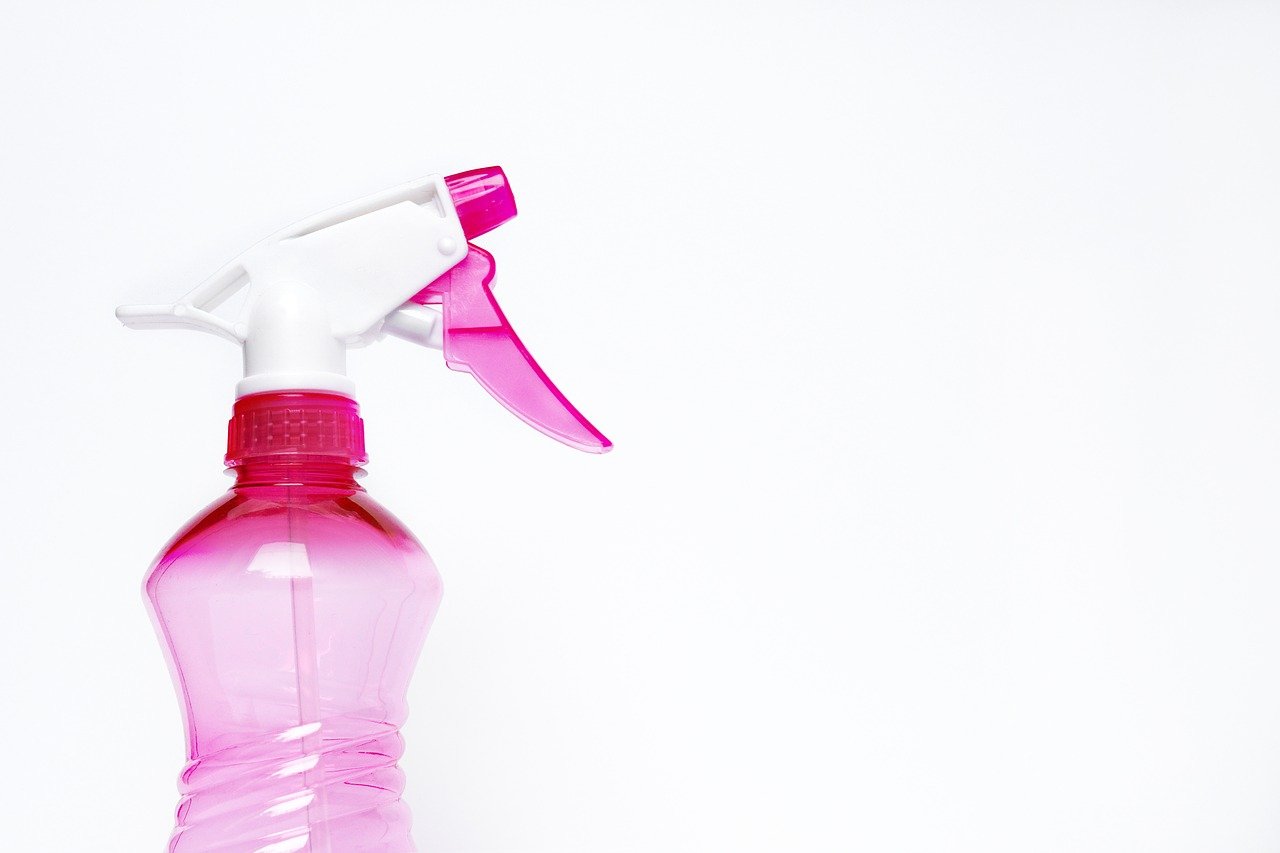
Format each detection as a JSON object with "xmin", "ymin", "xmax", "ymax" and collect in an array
[{"xmin": 117, "ymin": 167, "xmax": 609, "ymax": 851}]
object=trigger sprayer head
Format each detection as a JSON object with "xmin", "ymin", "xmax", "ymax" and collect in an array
[{"xmin": 116, "ymin": 166, "xmax": 611, "ymax": 453}]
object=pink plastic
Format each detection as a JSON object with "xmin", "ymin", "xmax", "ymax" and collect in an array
[
  {"xmin": 226, "ymin": 391, "xmax": 367, "ymax": 466},
  {"xmin": 146, "ymin": 392, "xmax": 441, "ymax": 851},
  {"xmin": 445, "ymin": 166, "xmax": 517, "ymax": 240},
  {"xmin": 416, "ymin": 167, "xmax": 611, "ymax": 453}
]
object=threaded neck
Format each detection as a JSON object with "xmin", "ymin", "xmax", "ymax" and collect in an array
[{"xmin": 226, "ymin": 391, "xmax": 367, "ymax": 468}]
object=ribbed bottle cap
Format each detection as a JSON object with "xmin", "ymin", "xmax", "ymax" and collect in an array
[{"xmin": 226, "ymin": 392, "xmax": 366, "ymax": 466}]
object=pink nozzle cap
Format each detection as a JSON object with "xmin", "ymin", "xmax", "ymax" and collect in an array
[{"xmin": 446, "ymin": 167, "xmax": 517, "ymax": 239}]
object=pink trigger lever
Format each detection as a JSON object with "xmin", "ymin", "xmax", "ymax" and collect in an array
[{"xmin": 411, "ymin": 167, "xmax": 612, "ymax": 454}]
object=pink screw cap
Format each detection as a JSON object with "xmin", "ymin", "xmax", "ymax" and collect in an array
[{"xmin": 225, "ymin": 391, "xmax": 367, "ymax": 466}]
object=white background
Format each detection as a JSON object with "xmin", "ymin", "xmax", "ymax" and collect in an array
[{"xmin": 2, "ymin": 2, "xmax": 1279, "ymax": 851}]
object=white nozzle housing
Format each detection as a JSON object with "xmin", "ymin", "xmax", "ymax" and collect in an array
[{"xmin": 117, "ymin": 175, "xmax": 467, "ymax": 398}]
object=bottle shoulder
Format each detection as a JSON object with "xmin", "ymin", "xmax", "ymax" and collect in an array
[{"xmin": 149, "ymin": 484, "xmax": 429, "ymax": 576}]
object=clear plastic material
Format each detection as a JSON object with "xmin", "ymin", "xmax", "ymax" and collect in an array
[
  {"xmin": 444, "ymin": 166, "xmax": 517, "ymax": 239},
  {"xmin": 124, "ymin": 164, "xmax": 612, "ymax": 849},
  {"xmin": 413, "ymin": 244, "xmax": 612, "ymax": 453},
  {"xmin": 146, "ymin": 394, "xmax": 441, "ymax": 852},
  {"xmin": 424, "ymin": 167, "xmax": 611, "ymax": 453}
]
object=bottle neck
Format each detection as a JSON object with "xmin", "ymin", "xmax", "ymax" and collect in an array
[
  {"xmin": 232, "ymin": 458, "xmax": 364, "ymax": 489},
  {"xmin": 225, "ymin": 391, "xmax": 368, "ymax": 488}
]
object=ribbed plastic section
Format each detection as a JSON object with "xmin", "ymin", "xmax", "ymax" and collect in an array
[
  {"xmin": 226, "ymin": 392, "xmax": 366, "ymax": 467},
  {"xmin": 169, "ymin": 719, "xmax": 412, "ymax": 852}
]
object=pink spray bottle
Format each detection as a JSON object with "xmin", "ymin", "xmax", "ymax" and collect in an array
[{"xmin": 117, "ymin": 168, "xmax": 610, "ymax": 851}]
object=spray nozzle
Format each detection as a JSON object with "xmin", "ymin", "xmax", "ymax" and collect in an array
[
  {"xmin": 446, "ymin": 167, "xmax": 517, "ymax": 239},
  {"xmin": 116, "ymin": 167, "xmax": 611, "ymax": 454}
]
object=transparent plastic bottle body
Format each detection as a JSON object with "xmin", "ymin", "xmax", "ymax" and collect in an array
[{"xmin": 145, "ymin": 459, "xmax": 441, "ymax": 852}]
